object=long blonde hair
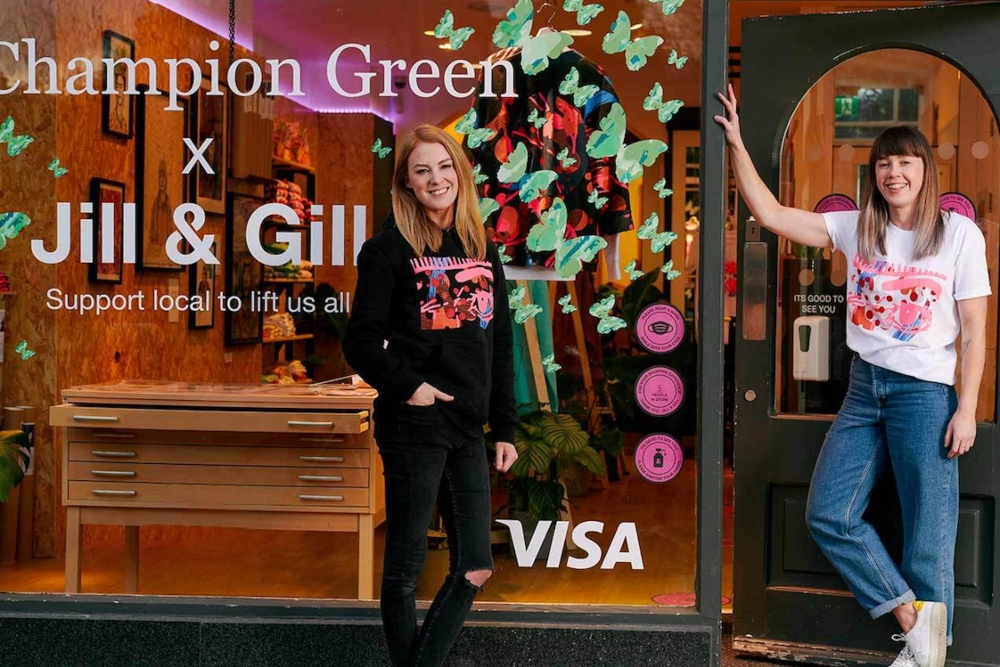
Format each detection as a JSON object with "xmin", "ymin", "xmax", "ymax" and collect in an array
[
  {"xmin": 392, "ymin": 124, "xmax": 487, "ymax": 260},
  {"xmin": 857, "ymin": 126, "xmax": 943, "ymax": 262}
]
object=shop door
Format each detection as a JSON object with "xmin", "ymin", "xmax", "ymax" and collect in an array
[{"xmin": 733, "ymin": 4, "xmax": 1000, "ymax": 666}]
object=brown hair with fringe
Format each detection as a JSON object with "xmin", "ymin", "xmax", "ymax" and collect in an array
[
  {"xmin": 857, "ymin": 126, "xmax": 943, "ymax": 262},
  {"xmin": 391, "ymin": 124, "xmax": 487, "ymax": 260}
]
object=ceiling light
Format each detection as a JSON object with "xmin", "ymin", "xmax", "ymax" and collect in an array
[
  {"xmin": 563, "ymin": 29, "xmax": 592, "ymax": 37},
  {"xmin": 631, "ymin": 23, "xmax": 643, "ymax": 30},
  {"xmin": 424, "ymin": 30, "xmax": 436, "ymax": 36}
]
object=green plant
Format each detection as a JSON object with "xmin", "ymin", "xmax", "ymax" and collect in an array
[
  {"xmin": 0, "ymin": 430, "xmax": 30, "ymax": 502},
  {"xmin": 301, "ymin": 282, "xmax": 352, "ymax": 377},
  {"xmin": 506, "ymin": 410, "xmax": 605, "ymax": 521}
]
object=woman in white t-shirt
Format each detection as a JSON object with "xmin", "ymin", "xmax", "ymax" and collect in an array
[{"xmin": 715, "ymin": 85, "xmax": 990, "ymax": 667}]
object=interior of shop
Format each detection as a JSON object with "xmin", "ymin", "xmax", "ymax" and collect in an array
[{"xmin": 0, "ymin": 0, "xmax": 994, "ymax": 616}]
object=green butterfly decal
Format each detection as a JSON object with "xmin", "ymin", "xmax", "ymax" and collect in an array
[
  {"xmin": 479, "ymin": 197, "xmax": 500, "ymax": 220},
  {"xmin": 472, "ymin": 164, "xmax": 488, "ymax": 184},
  {"xmin": 456, "ymin": 109, "xmax": 497, "ymax": 149},
  {"xmin": 48, "ymin": 158, "xmax": 68, "ymax": 178},
  {"xmin": 625, "ymin": 259, "xmax": 644, "ymax": 281},
  {"xmin": 14, "ymin": 339, "xmax": 34, "ymax": 361},
  {"xmin": 589, "ymin": 294, "xmax": 627, "ymax": 334},
  {"xmin": 558, "ymin": 67, "xmax": 599, "ymax": 107},
  {"xmin": 602, "ymin": 11, "xmax": 663, "ymax": 71},
  {"xmin": 643, "ymin": 83, "xmax": 684, "ymax": 124},
  {"xmin": 527, "ymin": 198, "xmax": 608, "ymax": 278},
  {"xmin": 556, "ymin": 147, "xmax": 577, "ymax": 168},
  {"xmin": 0, "ymin": 212, "xmax": 31, "ymax": 250},
  {"xmin": 557, "ymin": 293, "xmax": 577, "ymax": 314},
  {"xmin": 586, "ymin": 102, "xmax": 626, "ymax": 159},
  {"xmin": 527, "ymin": 108, "xmax": 547, "ymax": 129},
  {"xmin": 668, "ymin": 49, "xmax": 688, "ymax": 69},
  {"xmin": 499, "ymin": 144, "xmax": 557, "ymax": 202},
  {"xmin": 587, "ymin": 188, "xmax": 608, "ymax": 209},
  {"xmin": 563, "ymin": 0, "xmax": 604, "ymax": 26},
  {"xmin": 497, "ymin": 244, "xmax": 513, "ymax": 264},
  {"xmin": 661, "ymin": 259, "xmax": 682, "ymax": 280},
  {"xmin": 498, "ymin": 143, "xmax": 529, "ymax": 183},
  {"xmin": 616, "ymin": 139, "xmax": 668, "ymax": 183},
  {"xmin": 521, "ymin": 30, "xmax": 575, "ymax": 75},
  {"xmin": 650, "ymin": 0, "xmax": 686, "ymax": 16},
  {"xmin": 638, "ymin": 213, "xmax": 679, "ymax": 253},
  {"xmin": 542, "ymin": 353, "xmax": 562, "ymax": 374},
  {"xmin": 654, "ymin": 177, "xmax": 673, "ymax": 199},
  {"xmin": 434, "ymin": 10, "xmax": 475, "ymax": 50},
  {"xmin": 0, "ymin": 116, "xmax": 33, "ymax": 158},
  {"xmin": 493, "ymin": 0, "xmax": 534, "ymax": 48},
  {"xmin": 508, "ymin": 284, "xmax": 543, "ymax": 324},
  {"xmin": 371, "ymin": 138, "xmax": 392, "ymax": 159}
]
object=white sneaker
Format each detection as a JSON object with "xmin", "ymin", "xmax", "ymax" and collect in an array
[
  {"xmin": 897, "ymin": 600, "xmax": 947, "ymax": 667},
  {"xmin": 888, "ymin": 643, "xmax": 918, "ymax": 667}
]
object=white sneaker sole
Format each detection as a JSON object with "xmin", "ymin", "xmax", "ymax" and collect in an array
[{"xmin": 926, "ymin": 602, "xmax": 947, "ymax": 667}]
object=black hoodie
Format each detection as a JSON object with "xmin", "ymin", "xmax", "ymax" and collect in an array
[{"xmin": 343, "ymin": 214, "xmax": 518, "ymax": 444}]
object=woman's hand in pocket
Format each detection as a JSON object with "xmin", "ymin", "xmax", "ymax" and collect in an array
[{"xmin": 405, "ymin": 383, "xmax": 454, "ymax": 407}]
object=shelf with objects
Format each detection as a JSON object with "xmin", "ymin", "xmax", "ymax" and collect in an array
[{"xmin": 260, "ymin": 164, "xmax": 317, "ymax": 387}]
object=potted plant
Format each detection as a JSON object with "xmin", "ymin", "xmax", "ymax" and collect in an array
[
  {"xmin": 0, "ymin": 430, "xmax": 30, "ymax": 502},
  {"xmin": 493, "ymin": 409, "xmax": 605, "ymax": 559}
]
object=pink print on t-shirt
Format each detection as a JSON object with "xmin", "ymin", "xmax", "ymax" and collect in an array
[{"xmin": 850, "ymin": 255, "xmax": 947, "ymax": 342}]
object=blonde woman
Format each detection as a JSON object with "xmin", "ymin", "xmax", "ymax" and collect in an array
[
  {"xmin": 343, "ymin": 124, "xmax": 518, "ymax": 667},
  {"xmin": 715, "ymin": 86, "xmax": 989, "ymax": 667}
]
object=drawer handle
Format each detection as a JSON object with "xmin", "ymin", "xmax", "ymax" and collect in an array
[
  {"xmin": 73, "ymin": 415, "xmax": 120, "ymax": 423},
  {"xmin": 91, "ymin": 470, "xmax": 137, "ymax": 478},
  {"xmin": 298, "ymin": 494, "xmax": 344, "ymax": 501},
  {"xmin": 89, "ymin": 431, "xmax": 137, "ymax": 439},
  {"xmin": 300, "ymin": 437, "xmax": 344, "ymax": 443},
  {"xmin": 298, "ymin": 475, "xmax": 344, "ymax": 482},
  {"xmin": 288, "ymin": 420, "xmax": 334, "ymax": 428},
  {"xmin": 91, "ymin": 489, "xmax": 137, "ymax": 497},
  {"xmin": 92, "ymin": 450, "xmax": 138, "ymax": 459},
  {"xmin": 299, "ymin": 455, "xmax": 345, "ymax": 463}
]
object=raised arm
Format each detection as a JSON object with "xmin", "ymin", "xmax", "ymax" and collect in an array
[{"xmin": 713, "ymin": 84, "xmax": 831, "ymax": 249}]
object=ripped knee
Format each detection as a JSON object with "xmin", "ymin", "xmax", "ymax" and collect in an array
[{"xmin": 464, "ymin": 568, "xmax": 492, "ymax": 588}]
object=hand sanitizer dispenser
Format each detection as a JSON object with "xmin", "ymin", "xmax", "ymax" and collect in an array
[{"xmin": 793, "ymin": 316, "xmax": 830, "ymax": 382}]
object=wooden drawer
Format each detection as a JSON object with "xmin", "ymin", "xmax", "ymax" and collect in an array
[
  {"xmin": 68, "ymin": 443, "xmax": 370, "ymax": 468},
  {"xmin": 52, "ymin": 405, "xmax": 369, "ymax": 435},
  {"xmin": 68, "ymin": 462, "xmax": 369, "ymax": 487},
  {"xmin": 63, "ymin": 428, "xmax": 370, "ymax": 449},
  {"xmin": 68, "ymin": 481, "xmax": 369, "ymax": 508}
]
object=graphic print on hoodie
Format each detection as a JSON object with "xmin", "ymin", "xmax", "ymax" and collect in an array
[{"xmin": 411, "ymin": 256, "xmax": 495, "ymax": 331}]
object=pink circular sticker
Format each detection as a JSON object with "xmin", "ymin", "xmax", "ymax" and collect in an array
[
  {"xmin": 636, "ymin": 303, "xmax": 685, "ymax": 353},
  {"xmin": 940, "ymin": 192, "xmax": 976, "ymax": 220},
  {"xmin": 813, "ymin": 194, "xmax": 858, "ymax": 214},
  {"xmin": 635, "ymin": 366, "xmax": 684, "ymax": 416},
  {"xmin": 634, "ymin": 433, "xmax": 684, "ymax": 483}
]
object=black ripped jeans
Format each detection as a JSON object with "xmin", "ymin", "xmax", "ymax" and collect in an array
[{"xmin": 376, "ymin": 402, "xmax": 494, "ymax": 667}]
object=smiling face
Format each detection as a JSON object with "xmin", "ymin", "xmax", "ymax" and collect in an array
[
  {"xmin": 405, "ymin": 141, "xmax": 459, "ymax": 226},
  {"xmin": 875, "ymin": 154, "xmax": 925, "ymax": 221}
]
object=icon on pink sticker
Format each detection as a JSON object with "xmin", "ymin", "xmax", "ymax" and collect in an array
[
  {"xmin": 813, "ymin": 194, "xmax": 858, "ymax": 214},
  {"xmin": 635, "ymin": 366, "xmax": 684, "ymax": 416},
  {"xmin": 636, "ymin": 303, "xmax": 685, "ymax": 353},
  {"xmin": 940, "ymin": 192, "xmax": 976, "ymax": 221},
  {"xmin": 634, "ymin": 433, "xmax": 684, "ymax": 484}
]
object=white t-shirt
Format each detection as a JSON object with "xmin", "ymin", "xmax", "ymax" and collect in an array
[{"xmin": 823, "ymin": 210, "xmax": 991, "ymax": 385}]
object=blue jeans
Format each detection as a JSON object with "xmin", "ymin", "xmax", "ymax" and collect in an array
[
  {"xmin": 375, "ymin": 403, "xmax": 494, "ymax": 667},
  {"xmin": 806, "ymin": 357, "xmax": 959, "ymax": 644}
]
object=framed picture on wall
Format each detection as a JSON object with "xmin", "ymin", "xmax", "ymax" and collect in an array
[
  {"xmin": 225, "ymin": 192, "xmax": 262, "ymax": 345},
  {"xmin": 189, "ymin": 241, "xmax": 217, "ymax": 330},
  {"xmin": 193, "ymin": 81, "xmax": 228, "ymax": 215},
  {"xmin": 101, "ymin": 31, "xmax": 135, "ymax": 138},
  {"xmin": 89, "ymin": 178, "xmax": 125, "ymax": 284},
  {"xmin": 136, "ymin": 84, "xmax": 188, "ymax": 270}
]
